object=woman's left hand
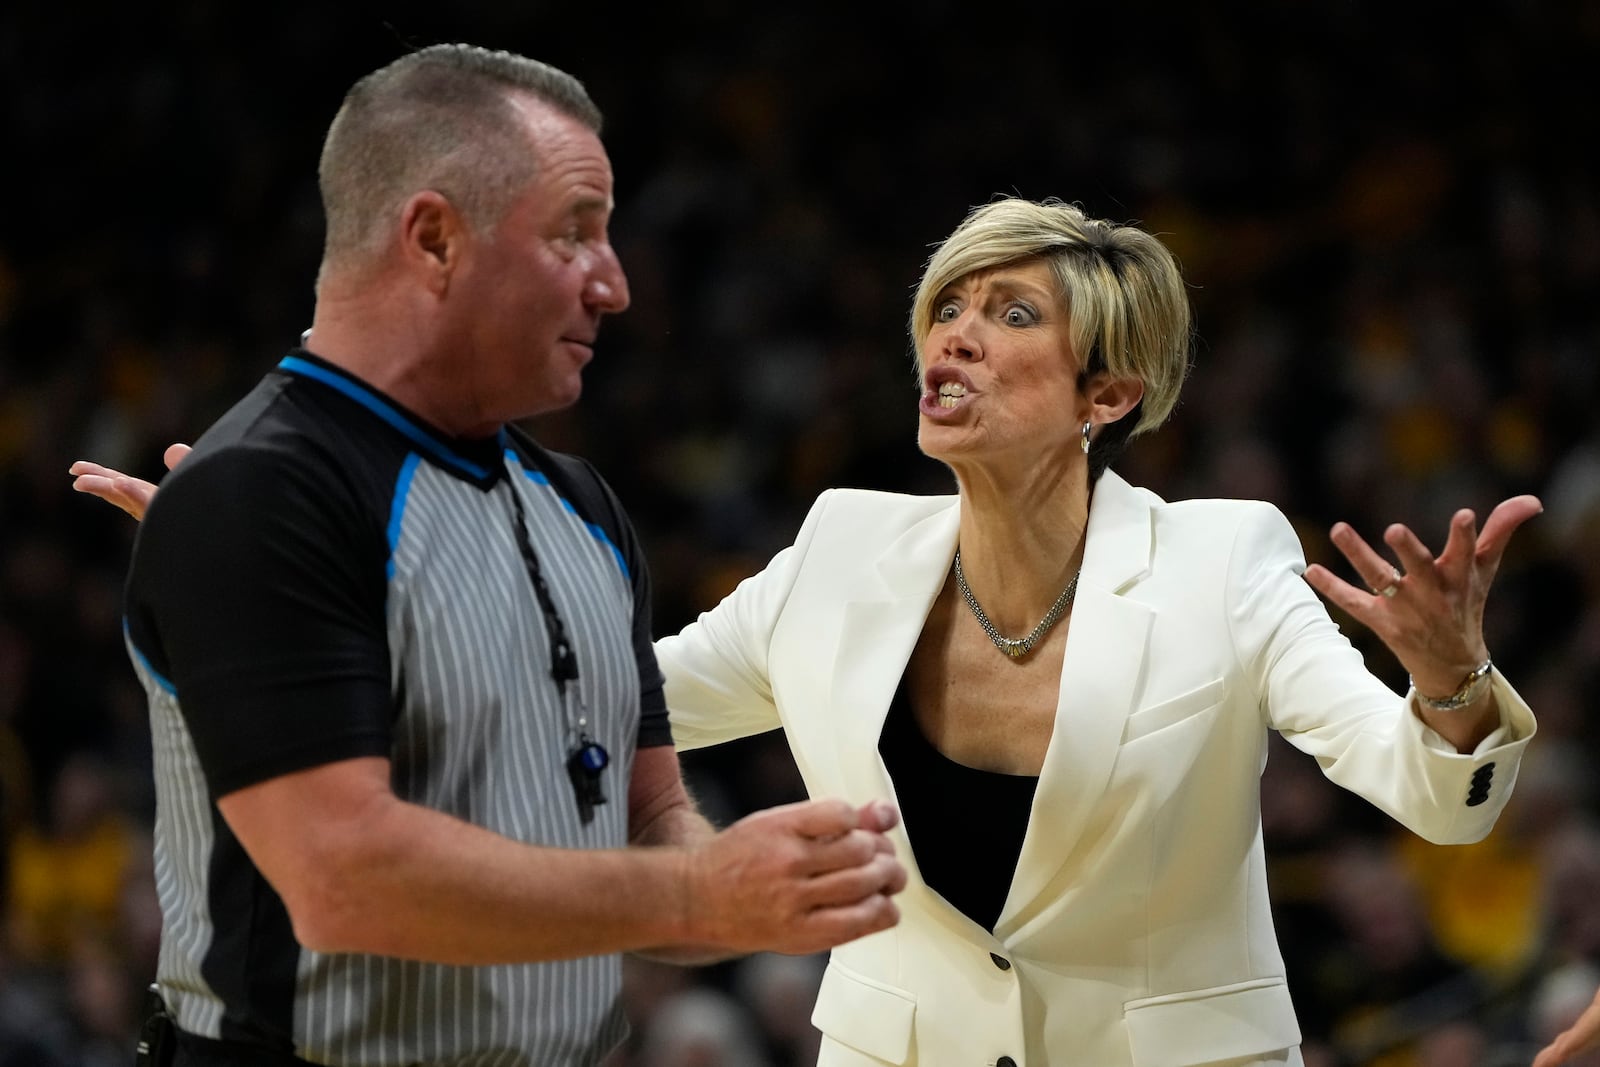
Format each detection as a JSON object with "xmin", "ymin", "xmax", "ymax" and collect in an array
[{"xmin": 1303, "ymin": 495, "xmax": 1543, "ymax": 702}]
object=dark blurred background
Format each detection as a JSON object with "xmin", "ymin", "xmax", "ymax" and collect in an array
[{"xmin": 2, "ymin": 2, "xmax": 1598, "ymax": 1065}]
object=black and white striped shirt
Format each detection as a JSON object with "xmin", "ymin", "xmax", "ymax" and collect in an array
[{"xmin": 124, "ymin": 351, "xmax": 670, "ymax": 1066}]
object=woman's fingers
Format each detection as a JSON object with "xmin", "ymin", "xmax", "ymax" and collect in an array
[
  {"xmin": 1475, "ymin": 494, "xmax": 1544, "ymax": 568},
  {"xmin": 1329, "ymin": 522, "xmax": 1403, "ymax": 595}
]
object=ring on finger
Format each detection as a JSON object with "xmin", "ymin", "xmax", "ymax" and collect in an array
[{"xmin": 1374, "ymin": 567, "xmax": 1402, "ymax": 599}]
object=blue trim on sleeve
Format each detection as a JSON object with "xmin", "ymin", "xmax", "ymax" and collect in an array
[
  {"xmin": 277, "ymin": 356, "xmax": 492, "ymax": 480},
  {"xmin": 123, "ymin": 619, "xmax": 178, "ymax": 696},
  {"xmin": 506, "ymin": 450, "xmax": 632, "ymax": 580},
  {"xmin": 386, "ymin": 453, "xmax": 422, "ymax": 580}
]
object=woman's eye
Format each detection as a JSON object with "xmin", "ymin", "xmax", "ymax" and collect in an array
[
  {"xmin": 1005, "ymin": 305, "xmax": 1037, "ymax": 326},
  {"xmin": 935, "ymin": 302, "xmax": 959, "ymax": 323}
]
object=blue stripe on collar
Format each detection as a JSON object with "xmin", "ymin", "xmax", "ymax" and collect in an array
[{"xmin": 277, "ymin": 356, "xmax": 493, "ymax": 481}]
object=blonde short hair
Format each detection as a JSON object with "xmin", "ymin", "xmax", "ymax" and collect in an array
[{"xmin": 910, "ymin": 197, "xmax": 1192, "ymax": 439}]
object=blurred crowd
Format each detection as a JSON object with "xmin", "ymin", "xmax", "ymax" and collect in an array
[{"xmin": 2, "ymin": 2, "xmax": 1598, "ymax": 1065}]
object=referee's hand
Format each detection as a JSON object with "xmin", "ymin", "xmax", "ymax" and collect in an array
[{"xmin": 682, "ymin": 797, "xmax": 906, "ymax": 956}]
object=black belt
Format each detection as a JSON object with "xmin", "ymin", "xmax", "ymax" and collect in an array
[{"xmin": 172, "ymin": 1029, "xmax": 319, "ymax": 1067}]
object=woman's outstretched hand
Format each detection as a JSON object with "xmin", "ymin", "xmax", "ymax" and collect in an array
[
  {"xmin": 69, "ymin": 442, "xmax": 191, "ymax": 522},
  {"xmin": 1303, "ymin": 495, "xmax": 1543, "ymax": 748}
]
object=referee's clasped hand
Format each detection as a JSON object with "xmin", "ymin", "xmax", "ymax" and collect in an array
[{"xmin": 683, "ymin": 797, "xmax": 907, "ymax": 956}]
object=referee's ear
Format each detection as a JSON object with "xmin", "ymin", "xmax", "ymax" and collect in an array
[{"xmin": 399, "ymin": 189, "xmax": 468, "ymax": 298}]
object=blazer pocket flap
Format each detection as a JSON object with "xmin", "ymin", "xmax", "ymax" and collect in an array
[
  {"xmin": 1121, "ymin": 678, "xmax": 1227, "ymax": 744},
  {"xmin": 1124, "ymin": 977, "xmax": 1301, "ymax": 1067},
  {"xmin": 810, "ymin": 961, "xmax": 916, "ymax": 1064}
]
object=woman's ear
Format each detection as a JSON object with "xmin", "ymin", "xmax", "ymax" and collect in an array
[{"xmin": 1084, "ymin": 373, "xmax": 1144, "ymax": 427}]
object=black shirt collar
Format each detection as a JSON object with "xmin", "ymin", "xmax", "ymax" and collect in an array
[{"xmin": 275, "ymin": 350, "xmax": 508, "ymax": 484}]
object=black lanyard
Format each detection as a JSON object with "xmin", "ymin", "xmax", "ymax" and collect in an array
[{"xmin": 506, "ymin": 483, "xmax": 610, "ymax": 823}]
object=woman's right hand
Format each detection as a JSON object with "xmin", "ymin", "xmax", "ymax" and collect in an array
[
  {"xmin": 1534, "ymin": 985, "xmax": 1600, "ymax": 1067},
  {"xmin": 69, "ymin": 442, "xmax": 191, "ymax": 521}
]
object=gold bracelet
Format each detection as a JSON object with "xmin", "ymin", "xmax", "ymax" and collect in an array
[{"xmin": 1410, "ymin": 659, "xmax": 1493, "ymax": 711}]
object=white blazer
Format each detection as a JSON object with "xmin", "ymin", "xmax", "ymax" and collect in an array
[{"xmin": 657, "ymin": 472, "xmax": 1535, "ymax": 1067}]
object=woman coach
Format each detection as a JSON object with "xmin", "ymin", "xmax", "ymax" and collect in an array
[{"xmin": 653, "ymin": 197, "xmax": 1540, "ymax": 1066}]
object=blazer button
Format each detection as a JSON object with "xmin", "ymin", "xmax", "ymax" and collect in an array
[
  {"xmin": 990, "ymin": 952, "xmax": 1012, "ymax": 971},
  {"xmin": 997, "ymin": 1058, "xmax": 1018, "ymax": 1067}
]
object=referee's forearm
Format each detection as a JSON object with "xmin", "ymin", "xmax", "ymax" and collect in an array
[
  {"xmin": 283, "ymin": 796, "xmax": 701, "ymax": 964},
  {"xmin": 218, "ymin": 751, "xmax": 899, "ymax": 966},
  {"xmin": 622, "ymin": 754, "xmax": 743, "ymax": 964},
  {"xmin": 626, "ymin": 742, "xmax": 716, "ymax": 849},
  {"xmin": 630, "ymin": 797, "xmax": 715, "ymax": 849}
]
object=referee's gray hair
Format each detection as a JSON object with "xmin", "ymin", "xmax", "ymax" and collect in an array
[
  {"xmin": 318, "ymin": 44, "xmax": 602, "ymax": 271},
  {"xmin": 910, "ymin": 196, "xmax": 1193, "ymax": 440}
]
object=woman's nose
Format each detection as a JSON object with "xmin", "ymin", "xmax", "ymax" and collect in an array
[{"xmin": 938, "ymin": 313, "xmax": 981, "ymax": 361}]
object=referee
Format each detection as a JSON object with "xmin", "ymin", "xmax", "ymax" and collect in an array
[{"xmin": 88, "ymin": 44, "xmax": 906, "ymax": 1067}]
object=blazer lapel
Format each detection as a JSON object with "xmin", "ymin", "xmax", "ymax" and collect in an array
[
  {"xmin": 827, "ymin": 500, "xmax": 960, "ymax": 800},
  {"xmin": 998, "ymin": 472, "xmax": 1156, "ymax": 937}
]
